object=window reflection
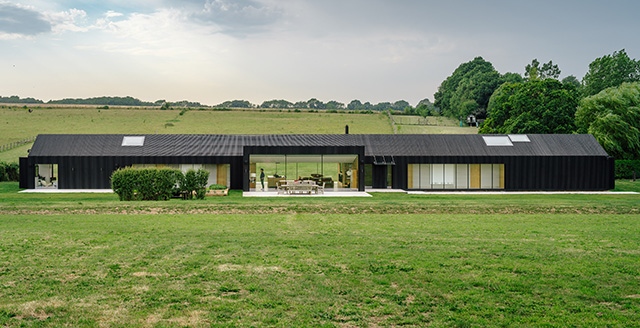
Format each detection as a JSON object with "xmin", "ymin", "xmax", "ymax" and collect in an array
[
  {"xmin": 408, "ymin": 163, "xmax": 504, "ymax": 190},
  {"xmin": 250, "ymin": 154, "xmax": 358, "ymax": 190}
]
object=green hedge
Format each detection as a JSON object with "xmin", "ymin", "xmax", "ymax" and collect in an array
[
  {"xmin": 615, "ymin": 160, "xmax": 640, "ymax": 179},
  {"xmin": 110, "ymin": 167, "xmax": 210, "ymax": 201},
  {"xmin": 0, "ymin": 162, "xmax": 19, "ymax": 182},
  {"xmin": 179, "ymin": 169, "xmax": 209, "ymax": 200},
  {"xmin": 111, "ymin": 167, "xmax": 182, "ymax": 201}
]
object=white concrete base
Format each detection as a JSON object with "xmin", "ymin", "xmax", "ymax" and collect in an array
[
  {"xmin": 243, "ymin": 191, "xmax": 372, "ymax": 197},
  {"xmin": 406, "ymin": 191, "xmax": 638, "ymax": 195},
  {"xmin": 20, "ymin": 189, "xmax": 114, "ymax": 193},
  {"xmin": 366, "ymin": 188, "xmax": 407, "ymax": 193}
]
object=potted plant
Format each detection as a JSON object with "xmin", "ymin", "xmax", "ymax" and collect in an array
[{"xmin": 206, "ymin": 184, "xmax": 229, "ymax": 196}]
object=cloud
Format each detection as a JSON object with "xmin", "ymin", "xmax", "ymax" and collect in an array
[
  {"xmin": 192, "ymin": 0, "xmax": 283, "ymax": 35},
  {"xmin": 45, "ymin": 8, "xmax": 88, "ymax": 33},
  {"xmin": 0, "ymin": 2, "xmax": 51, "ymax": 39},
  {"xmin": 84, "ymin": 8, "xmax": 228, "ymax": 57},
  {"xmin": 94, "ymin": 10, "xmax": 126, "ymax": 31}
]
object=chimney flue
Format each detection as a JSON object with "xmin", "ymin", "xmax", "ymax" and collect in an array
[{"xmin": 345, "ymin": 125, "xmax": 349, "ymax": 134}]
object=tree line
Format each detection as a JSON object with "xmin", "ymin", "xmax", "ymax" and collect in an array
[
  {"xmin": 1, "ymin": 95, "xmax": 425, "ymax": 112},
  {"xmin": 434, "ymin": 49, "xmax": 640, "ymax": 160}
]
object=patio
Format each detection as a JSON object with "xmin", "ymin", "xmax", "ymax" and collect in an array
[{"xmin": 243, "ymin": 190, "xmax": 372, "ymax": 197}]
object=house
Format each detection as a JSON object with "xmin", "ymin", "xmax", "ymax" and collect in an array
[{"xmin": 19, "ymin": 134, "xmax": 614, "ymax": 191}]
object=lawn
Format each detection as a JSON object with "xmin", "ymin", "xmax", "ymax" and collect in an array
[
  {"xmin": 1, "ymin": 213, "xmax": 639, "ymax": 327},
  {"xmin": 1, "ymin": 181, "xmax": 639, "ymax": 215}
]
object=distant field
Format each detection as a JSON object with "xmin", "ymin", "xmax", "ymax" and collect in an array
[
  {"xmin": 0, "ymin": 143, "xmax": 31, "ymax": 163},
  {"xmin": 393, "ymin": 115, "xmax": 478, "ymax": 134},
  {"xmin": 0, "ymin": 107, "xmax": 393, "ymax": 163},
  {"xmin": 397, "ymin": 125, "xmax": 478, "ymax": 134}
]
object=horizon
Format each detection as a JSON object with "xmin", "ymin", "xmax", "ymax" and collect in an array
[{"xmin": 1, "ymin": 1, "xmax": 639, "ymax": 106}]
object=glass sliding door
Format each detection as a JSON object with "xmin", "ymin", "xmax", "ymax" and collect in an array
[
  {"xmin": 249, "ymin": 154, "xmax": 359, "ymax": 191},
  {"xmin": 407, "ymin": 163, "xmax": 505, "ymax": 190},
  {"xmin": 250, "ymin": 155, "xmax": 286, "ymax": 190},
  {"xmin": 455, "ymin": 164, "xmax": 469, "ymax": 189},
  {"xmin": 36, "ymin": 164, "xmax": 58, "ymax": 189},
  {"xmin": 444, "ymin": 164, "xmax": 456, "ymax": 189}
]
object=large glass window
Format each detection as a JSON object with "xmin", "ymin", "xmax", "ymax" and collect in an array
[
  {"xmin": 481, "ymin": 164, "xmax": 493, "ymax": 189},
  {"xmin": 250, "ymin": 154, "xmax": 358, "ymax": 190},
  {"xmin": 431, "ymin": 164, "xmax": 444, "ymax": 189},
  {"xmin": 407, "ymin": 163, "xmax": 505, "ymax": 190},
  {"xmin": 455, "ymin": 164, "xmax": 469, "ymax": 189},
  {"xmin": 444, "ymin": 164, "xmax": 456, "ymax": 189},
  {"xmin": 36, "ymin": 164, "xmax": 58, "ymax": 189},
  {"xmin": 419, "ymin": 164, "xmax": 430, "ymax": 189}
]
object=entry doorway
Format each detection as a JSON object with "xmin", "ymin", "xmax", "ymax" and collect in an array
[{"xmin": 36, "ymin": 164, "xmax": 58, "ymax": 189}]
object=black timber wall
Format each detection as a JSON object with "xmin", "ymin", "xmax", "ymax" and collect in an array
[
  {"xmin": 23, "ymin": 156, "xmax": 243, "ymax": 190},
  {"xmin": 394, "ymin": 155, "xmax": 613, "ymax": 191},
  {"xmin": 21, "ymin": 153, "xmax": 614, "ymax": 191},
  {"xmin": 19, "ymin": 157, "xmax": 31, "ymax": 189},
  {"xmin": 371, "ymin": 165, "xmax": 388, "ymax": 188}
]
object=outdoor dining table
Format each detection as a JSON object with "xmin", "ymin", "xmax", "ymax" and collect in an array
[{"xmin": 279, "ymin": 182, "xmax": 323, "ymax": 194}]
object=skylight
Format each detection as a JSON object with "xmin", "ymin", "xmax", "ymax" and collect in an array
[
  {"xmin": 483, "ymin": 136, "xmax": 513, "ymax": 146},
  {"xmin": 122, "ymin": 136, "xmax": 145, "ymax": 146},
  {"xmin": 508, "ymin": 134, "xmax": 530, "ymax": 142}
]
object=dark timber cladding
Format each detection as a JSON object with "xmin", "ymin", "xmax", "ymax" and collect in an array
[{"xmin": 20, "ymin": 134, "xmax": 614, "ymax": 191}]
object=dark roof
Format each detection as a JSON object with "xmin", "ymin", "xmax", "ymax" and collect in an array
[{"xmin": 28, "ymin": 134, "xmax": 609, "ymax": 158}]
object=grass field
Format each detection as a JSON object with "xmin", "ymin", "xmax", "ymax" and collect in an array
[
  {"xmin": 0, "ymin": 107, "xmax": 392, "ymax": 143},
  {"xmin": 1, "ymin": 182, "xmax": 640, "ymax": 326},
  {"xmin": 393, "ymin": 115, "xmax": 477, "ymax": 134},
  {"xmin": 0, "ymin": 107, "xmax": 392, "ymax": 163},
  {"xmin": 1, "ymin": 212, "xmax": 639, "ymax": 327},
  {"xmin": 0, "ymin": 143, "xmax": 31, "ymax": 163},
  {"xmin": 1, "ymin": 181, "xmax": 639, "ymax": 216},
  {"xmin": 2, "ymin": 105, "xmax": 639, "ymax": 326},
  {"xmin": 397, "ymin": 125, "xmax": 478, "ymax": 134}
]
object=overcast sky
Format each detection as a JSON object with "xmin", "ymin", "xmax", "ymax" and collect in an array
[{"xmin": 1, "ymin": 0, "xmax": 639, "ymax": 106}]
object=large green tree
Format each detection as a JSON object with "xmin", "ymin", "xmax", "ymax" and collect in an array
[
  {"xmin": 524, "ymin": 59, "xmax": 561, "ymax": 80},
  {"xmin": 480, "ymin": 79, "xmax": 579, "ymax": 134},
  {"xmin": 575, "ymin": 82, "xmax": 640, "ymax": 160},
  {"xmin": 582, "ymin": 49, "xmax": 640, "ymax": 97},
  {"xmin": 434, "ymin": 57, "xmax": 504, "ymax": 120}
]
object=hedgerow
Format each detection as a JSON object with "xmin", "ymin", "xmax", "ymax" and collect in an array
[
  {"xmin": 615, "ymin": 160, "xmax": 640, "ymax": 179},
  {"xmin": 0, "ymin": 162, "xmax": 19, "ymax": 182},
  {"xmin": 111, "ymin": 167, "xmax": 210, "ymax": 201}
]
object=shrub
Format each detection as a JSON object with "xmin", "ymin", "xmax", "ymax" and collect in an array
[
  {"xmin": 111, "ymin": 167, "xmax": 181, "ymax": 201},
  {"xmin": 615, "ymin": 160, "xmax": 640, "ymax": 179},
  {"xmin": 179, "ymin": 169, "xmax": 209, "ymax": 200},
  {"xmin": 111, "ymin": 167, "xmax": 138, "ymax": 201},
  {"xmin": 209, "ymin": 184, "xmax": 227, "ymax": 190},
  {"xmin": 0, "ymin": 162, "xmax": 19, "ymax": 182}
]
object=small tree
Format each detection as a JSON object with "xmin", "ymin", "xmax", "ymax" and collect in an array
[
  {"xmin": 111, "ymin": 167, "xmax": 139, "ymax": 201},
  {"xmin": 179, "ymin": 169, "xmax": 209, "ymax": 200}
]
